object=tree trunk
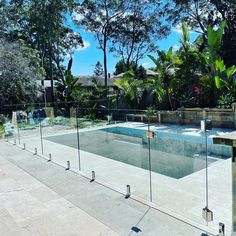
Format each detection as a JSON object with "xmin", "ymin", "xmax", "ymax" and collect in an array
[
  {"xmin": 210, "ymin": 75, "xmax": 216, "ymax": 107},
  {"xmin": 49, "ymin": 48, "xmax": 54, "ymax": 103},
  {"xmin": 103, "ymin": 41, "xmax": 108, "ymax": 87},
  {"xmin": 166, "ymin": 88, "xmax": 173, "ymax": 110}
]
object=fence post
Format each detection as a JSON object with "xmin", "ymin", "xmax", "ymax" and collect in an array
[
  {"xmin": 232, "ymin": 103, "xmax": 236, "ymax": 129},
  {"xmin": 158, "ymin": 111, "xmax": 161, "ymax": 124},
  {"xmin": 203, "ymin": 109, "xmax": 206, "ymax": 120}
]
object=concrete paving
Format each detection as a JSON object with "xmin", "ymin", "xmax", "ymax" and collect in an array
[
  {"xmin": 0, "ymin": 148, "xmax": 119, "ymax": 236},
  {"xmin": 0, "ymin": 141, "xmax": 217, "ymax": 236},
  {"xmin": 11, "ymin": 124, "xmax": 232, "ymax": 234}
]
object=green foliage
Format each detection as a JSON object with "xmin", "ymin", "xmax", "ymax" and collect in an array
[
  {"xmin": 207, "ymin": 21, "xmax": 227, "ymax": 64},
  {"xmin": 145, "ymin": 106, "xmax": 156, "ymax": 117},
  {"xmin": 148, "ymin": 47, "xmax": 178, "ymax": 109},
  {"xmin": 114, "ymin": 60, "xmax": 136, "ymax": 75},
  {"xmin": 55, "ymin": 71, "xmax": 85, "ymax": 103},
  {"xmin": 0, "ymin": 125, "xmax": 4, "ymax": 138},
  {"xmin": 164, "ymin": 0, "xmax": 236, "ymax": 66},
  {"xmin": 90, "ymin": 76, "xmax": 109, "ymax": 100},
  {"xmin": 0, "ymin": 40, "xmax": 45, "ymax": 105},
  {"xmin": 1, "ymin": 0, "xmax": 83, "ymax": 102},
  {"xmin": 114, "ymin": 60, "xmax": 147, "ymax": 80},
  {"xmin": 110, "ymin": 1, "xmax": 169, "ymax": 67},
  {"xmin": 94, "ymin": 61, "xmax": 103, "ymax": 77},
  {"xmin": 202, "ymin": 20, "xmax": 236, "ymax": 106},
  {"xmin": 114, "ymin": 70, "xmax": 144, "ymax": 108},
  {"xmin": 217, "ymin": 94, "xmax": 235, "ymax": 109}
]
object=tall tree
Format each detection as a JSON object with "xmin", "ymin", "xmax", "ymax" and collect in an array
[
  {"xmin": 94, "ymin": 61, "xmax": 104, "ymax": 77},
  {"xmin": 75, "ymin": 0, "xmax": 129, "ymax": 87},
  {"xmin": 0, "ymin": 40, "xmax": 45, "ymax": 106},
  {"xmin": 27, "ymin": 0, "xmax": 83, "ymax": 102},
  {"xmin": 165, "ymin": 0, "xmax": 236, "ymax": 66},
  {"xmin": 111, "ymin": 1, "xmax": 169, "ymax": 69},
  {"xmin": 0, "ymin": 0, "xmax": 83, "ymax": 102}
]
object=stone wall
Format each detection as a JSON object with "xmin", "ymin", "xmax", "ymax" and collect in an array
[{"xmin": 127, "ymin": 105, "xmax": 236, "ymax": 128}]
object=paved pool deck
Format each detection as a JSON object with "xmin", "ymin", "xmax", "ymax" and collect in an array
[
  {"xmin": 0, "ymin": 141, "xmax": 218, "ymax": 236},
  {"xmin": 2, "ymin": 122, "xmax": 233, "ymax": 235}
]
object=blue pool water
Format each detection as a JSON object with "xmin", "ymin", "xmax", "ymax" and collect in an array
[
  {"xmin": 45, "ymin": 126, "xmax": 231, "ymax": 179},
  {"xmin": 101, "ymin": 126, "xmax": 214, "ymax": 144}
]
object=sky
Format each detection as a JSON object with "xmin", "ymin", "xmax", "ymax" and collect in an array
[{"xmin": 64, "ymin": 20, "xmax": 199, "ymax": 76}]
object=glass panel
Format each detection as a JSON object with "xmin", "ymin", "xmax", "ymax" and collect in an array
[
  {"xmin": 42, "ymin": 103, "xmax": 78, "ymax": 171},
  {"xmin": 1, "ymin": 105, "xmax": 18, "ymax": 143},
  {"xmin": 149, "ymin": 114, "xmax": 207, "ymax": 227},
  {"xmin": 233, "ymin": 156, "xmax": 236, "ymax": 236},
  {"xmin": 207, "ymin": 128, "xmax": 232, "ymax": 234},
  {"xmin": 79, "ymin": 108, "xmax": 151, "ymax": 200},
  {"xmin": 17, "ymin": 104, "xmax": 43, "ymax": 154}
]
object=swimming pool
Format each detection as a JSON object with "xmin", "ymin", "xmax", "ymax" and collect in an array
[{"xmin": 45, "ymin": 126, "xmax": 231, "ymax": 179}]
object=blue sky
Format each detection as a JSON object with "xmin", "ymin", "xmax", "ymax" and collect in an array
[{"xmin": 65, "ymin": 22, "xmax": 198, "ymax": 76}]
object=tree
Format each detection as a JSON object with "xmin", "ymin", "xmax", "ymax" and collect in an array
[
  {"xmin": 148, "ymin": 48, "xmax": 179, "ymax": 110},
  {"xmin": 165, "ymin": 0, "xmax": 236, "ymax": 66},
  {"xmin": 114, "ymin": 70, "xmax": 144, "ymax": 108},
  {"xmin": 0, "ymin": 40, "xmax": 45, "ymax": 106},
  {"xmin": 0, "ymin": 0, "xmax": 83, "ymax": 102},
  {"xmin": 55, "ymin": 71, "xmax": 84, "ymax": 103},
  {"xmin": 203, "ymin": 21, "xmax": 236, "ymax": 106},
  {"xmin": 114, "ymin": 60, "xmax": 127, "ymax": 75},
  {"xmin": 94, "ymin": 61, "xmax": 104, "ymax": 77},
  {"xmin": 75, "ymin": 0, "xmax": 128, "ymax": 87},
  {"xmin": 174, "ymin": 22, "xmax": 206, "ymax": 107},
  {"xmin": 111, "ymin": 1, "xmax": 169, "ymax": 69},
  {"xmin": 114, "ymin": 60, "xmax": 147, "ymax": 81},
  {"xmin": 0, "ymin": 0, "xmax": 8, "ymax": 38},
  {"xmin": 27, "ymin": 0, "xmax": 83, "ymax": 102}
]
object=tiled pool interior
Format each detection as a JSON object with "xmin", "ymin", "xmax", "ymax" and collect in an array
[{"xmin": 45, "ymin": 126, "xmax": 231, "ymax": 179}]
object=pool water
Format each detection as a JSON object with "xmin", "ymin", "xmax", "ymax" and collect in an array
[{"xmin": 45, "ymin": 126, "xmax": 230, "ymax": 179}]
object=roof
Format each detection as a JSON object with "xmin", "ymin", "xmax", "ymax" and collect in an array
[
  {"xmin": 113, "ymin": 70, "xmax": 158, "ymax": 78},
  {"xmin": 78, "ymin": 76, "xmax": 117, "ymax": 87}
]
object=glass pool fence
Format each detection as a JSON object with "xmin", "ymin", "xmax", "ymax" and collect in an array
[{"xmin": 0, "ymin": 102, "xmax": 232, "ymax": 235}]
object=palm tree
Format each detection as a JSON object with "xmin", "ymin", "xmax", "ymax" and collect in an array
[
  {"xmin": 114, "ymin": 70, "xmax": 144, "ymax": 108},
  {"xmin": 148, "ymin": 47, "xmax": 178, "ymax": 110}
]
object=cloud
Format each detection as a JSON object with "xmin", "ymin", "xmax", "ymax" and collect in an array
[
  {"xmin": 76, "ymin": 40, "xmax": 90, "ymax": 52},
  {"xmin": 173, "ymin": 45, "xmax": 180, "ymax": 51},
  {"xmin": 65, "ymin": 40, "xmax": 91, "ymax": 58},
  {"xmin": 172, "ymin": 23, "xmax": 197, "ymax": 35},
  {"xmin": 73, "ymin": 12, "xmax": 84, "ymax": 22},
  {"xmin": 142, "ymin": 62, "xmax": 150, "ymax": 69}
]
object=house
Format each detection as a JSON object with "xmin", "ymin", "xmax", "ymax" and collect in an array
[{"xmin": 37, "ymin": 69, "xmax": 158, "ymax": 103}]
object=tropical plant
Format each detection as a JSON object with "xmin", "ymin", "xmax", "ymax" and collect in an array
[
  {"xmin": 203, "ymin": 20, "xmax": 236, "ymax": 106},
  {"xmin": 164, "ymin": 0, "xmax": 236, "ymax": 66},
  {"xmin": 55, "ymin": 71, "xmax": 85, "ymax": 103},
  {"xmin": 217, "ymin": 93, "xmax": 235, "ymax": 109},
  {"xmin": 148, "ymin": 47, "xmax": 178, "ymax": 110},
  {"xmin": 114, "ymin": 70, "xmax": 144, "ymax": 108},
  {"xmin": 145, "ymin": 106, "xmax": 156, "ymax": 117},
  {"xmin": 174, "ymin": 22, "xmax": 206, "ymax": 106}
]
